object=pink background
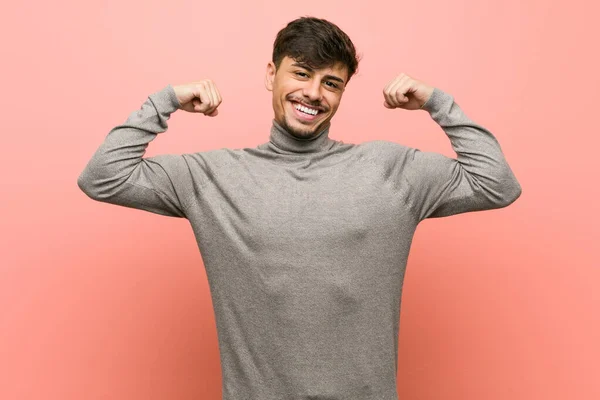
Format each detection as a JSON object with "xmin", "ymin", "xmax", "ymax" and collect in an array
[{"xmin": 2, "ymin": 0, "xmax": 599, "ymax": 399}]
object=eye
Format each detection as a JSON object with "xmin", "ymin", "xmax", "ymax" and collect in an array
[
  {"xmin": 325, "ymin": 81, "xmax": 338, "ymax": 88},
  {"xmin": 295, "ymin": 72, "xmax": 309, "ymax": 78}
]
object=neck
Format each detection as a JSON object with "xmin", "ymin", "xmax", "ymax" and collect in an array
[{"xmin": 268, "ymin": 119, "xmax": 333, "ymax": 154}]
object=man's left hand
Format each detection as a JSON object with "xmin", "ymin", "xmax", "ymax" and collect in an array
[{"xmin": 383, "ymin": 73, "xmax": 435, "ymax": 111}]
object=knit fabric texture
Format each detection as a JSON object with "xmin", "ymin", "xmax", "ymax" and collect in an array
[{"xmin": 78, "ymin": 84, "xmax": 521, "ymax": 400}]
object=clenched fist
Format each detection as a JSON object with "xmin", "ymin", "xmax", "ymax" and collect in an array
[
  {"xmin": 383, "ymin": 73, "xmax": 434, "ymax": 111},
  {"xmin": 173, "ymin": 80, "xmax": 222, "ymax": 117}
]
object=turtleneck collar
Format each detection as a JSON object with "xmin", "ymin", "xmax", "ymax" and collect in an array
[{"xmin": 268, "ymin": 119, "xmax": 335, "ymax": 154}]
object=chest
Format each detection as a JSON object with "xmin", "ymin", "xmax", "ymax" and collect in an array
[{"xmin": 194, "ymin": 157, "xmax": 416, "ymax": 255}]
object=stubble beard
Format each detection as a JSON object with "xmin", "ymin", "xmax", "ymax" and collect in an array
[{"xmin": 280, "ymin": 112, "xmax": 329, "ymax": 140}]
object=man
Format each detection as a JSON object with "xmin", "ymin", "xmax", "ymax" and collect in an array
[{"xmin": 78, "ymin": 16, "xmax": 521, "ymax": 400}]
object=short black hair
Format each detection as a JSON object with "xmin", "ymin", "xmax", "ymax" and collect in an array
[{"xmin": 272, "ymin": 16, "xmax": 361, "ymax": 84}]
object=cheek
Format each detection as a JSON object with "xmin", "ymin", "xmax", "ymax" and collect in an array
[
  {"xmin": 326, "ymin": 96, "xmax": 342, "ymax": 112},
  {"xmin": 279, "ymin": 80, "xmax": 302, "ymax": 97}
]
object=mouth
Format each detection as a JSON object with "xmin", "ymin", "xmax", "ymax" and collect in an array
[{"xmin": 289, "ymin": 101, "xmax": 324, "ymax": 122}]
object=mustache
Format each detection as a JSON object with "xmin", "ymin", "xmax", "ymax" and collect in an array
[{"xmin": 287, "ymin": 96, "xmax": 326, "ymax": 111}]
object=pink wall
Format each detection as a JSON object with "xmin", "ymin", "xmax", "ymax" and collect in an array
[{"xmin": 2, "ymin": 0, "xmax": 599, "ymax": 399}]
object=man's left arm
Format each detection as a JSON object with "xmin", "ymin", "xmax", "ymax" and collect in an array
[{"xmin": 383, "ymin": 73, "xmax": 522, "ymax": 221}]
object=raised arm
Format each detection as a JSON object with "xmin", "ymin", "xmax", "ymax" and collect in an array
[
  {"xmin": 383, "ymin": 73, "xmax": 522, "ymax": 221},
  {"xmin": 77, "ymin": 80, "xmax": 222, "ymax": 218}
]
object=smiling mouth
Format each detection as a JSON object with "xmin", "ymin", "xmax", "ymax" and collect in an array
[{"xmin": 290, "ymin": 101, "xmax": 323, "ymax": 120}]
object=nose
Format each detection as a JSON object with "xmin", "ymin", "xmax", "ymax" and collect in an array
[{"xmin": 302, "ymin": 78, "xmax": 323, "ymax": 102}]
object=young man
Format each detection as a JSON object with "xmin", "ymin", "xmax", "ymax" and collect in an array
[{"xmin": 78, "ymin": 16, "xmax": 521, "ymax": 400}]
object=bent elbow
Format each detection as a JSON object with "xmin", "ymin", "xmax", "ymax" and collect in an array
[
  {"xmin": 463, "ymin": 163, "xmax": 522, "ymax": 208},
  {"xmin": 496, "ymin": 175, "xmax": 522, "ymax": 207},
  {"xmin": 77, "ymin": 167, "xmax": 110, "ymax": 200},
  {"xmin": 77, "ymin": 169, "xmax": 99, "ymax": 199}
]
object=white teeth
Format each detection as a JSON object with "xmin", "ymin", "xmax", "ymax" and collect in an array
[{"xmin": 294, "ymin": 103, "xmax": 318, "ymax": 116}]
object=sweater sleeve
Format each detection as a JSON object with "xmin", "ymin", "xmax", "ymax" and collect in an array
[
  {"xmin": 77, "ymin": 85, "xmax": 191, "ymax": 218},
  {"xmin": 403, "ymin": 87, "xmax": 522, "ymax": 222}
]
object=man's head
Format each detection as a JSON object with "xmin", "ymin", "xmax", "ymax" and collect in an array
[{"xmin": 265, "ymin": 17, "xmax": 360, "ymax": 139}]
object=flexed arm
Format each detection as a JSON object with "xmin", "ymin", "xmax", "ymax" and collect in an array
[
  {"xmin": 77, "ymin": 80, "xmax": 222, "ymax": 218},
  {"xmin": 383, "ymin": 73, "xmax": 522, "ymax": 221}
]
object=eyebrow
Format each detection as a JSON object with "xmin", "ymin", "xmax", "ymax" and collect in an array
[{"xmin": 291, "ymin": 62, "xmax": 346, "ymax": 85}]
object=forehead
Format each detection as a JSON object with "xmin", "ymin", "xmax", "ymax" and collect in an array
[{"xmin": 281, "ymin": 56, "xmax": 348, "ymax": 81}]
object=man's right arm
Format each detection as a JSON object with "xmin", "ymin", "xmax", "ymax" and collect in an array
[{"xmin": 77, "ymin": 85, "xmax": 190, "ymax": 218}]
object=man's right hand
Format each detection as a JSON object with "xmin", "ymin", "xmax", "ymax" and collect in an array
[{"xmin": 173, "ymin": 80, "xmax": 222, "ymax": 116}]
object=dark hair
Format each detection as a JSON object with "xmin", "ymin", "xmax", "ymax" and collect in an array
[{"xmin": 272, "ymin": 16, "xmax": 361, "ymax": 84}]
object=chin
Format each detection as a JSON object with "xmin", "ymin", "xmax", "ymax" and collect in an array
[
  {"xmin": 282, "ymin": 112, "xmax": 330, "ymax": 139},
  {"xmin": 277, "ymin": 99, "xmax": 332, "ymax": 138},
  {"xmin": 282, "ymin": 118, "xmax": 322, "ymax": 139}
]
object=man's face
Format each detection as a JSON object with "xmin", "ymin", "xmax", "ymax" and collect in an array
[{"xmin": 265, "ymin": 56, "xmax": 348, "ymax": 139}]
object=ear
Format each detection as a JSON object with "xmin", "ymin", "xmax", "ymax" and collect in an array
[{"xmin": 265, "ymin": 62, "xmax": 276, "ymax": 91}]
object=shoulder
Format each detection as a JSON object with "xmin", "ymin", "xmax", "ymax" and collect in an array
[
  {"xmin": 182, "ymin": 147, "xmax": 245, "ymax": 165},
  {"xmin": 354, "ymin": 139, "xmax": 417, "ymax": 164}
]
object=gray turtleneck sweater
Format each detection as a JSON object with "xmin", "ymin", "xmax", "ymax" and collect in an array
[{"xmin": 77, "ymin": 84, "xmax": 521, "ymax": 400}]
